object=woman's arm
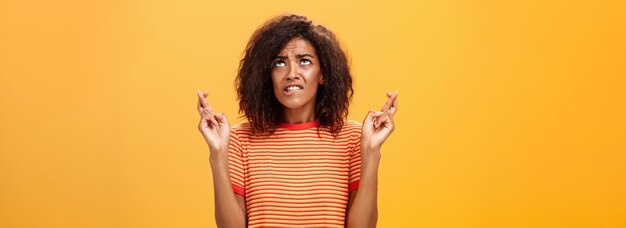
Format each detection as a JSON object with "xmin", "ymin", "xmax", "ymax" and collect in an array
[
  {"xmin": 197, "ymin": 90, "xmax": 247, "ymax": 228},
  {"xmin": 346, "ymin": 153, "xmax": 381, "ymax": 228},
  {"xmin": 210, "ymin": 154, "xmax": 247, "ymax": 227},
  {"xmin": 346, "ymin": 91, "xmax": 398, "ymax": 228}
]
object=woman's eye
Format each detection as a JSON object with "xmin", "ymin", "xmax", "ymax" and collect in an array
[
  {"xmin": 300, "ymin": 59, "xmax": 311, "ymax": 65},
  {"xmin": 274, "ymin": 61, "xmax": 286, "ymax": 67}
]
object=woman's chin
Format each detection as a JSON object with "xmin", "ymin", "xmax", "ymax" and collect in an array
[
  {"xmin": 280, "ymin": 100, "xmax": 310, "ymax": 111},
  {"xmin": 281, "ymin": 103, "xmax": 305, "ymax": 110}
]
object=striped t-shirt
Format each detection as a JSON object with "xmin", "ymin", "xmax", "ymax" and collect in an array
[{"xmin": 227, "ymin": 120, "xmax": 362, "ymax": 227}]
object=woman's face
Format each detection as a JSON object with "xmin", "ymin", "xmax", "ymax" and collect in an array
[{"xmin": 271, "ymin": 37, "xmax": 323, "ymax": 112}]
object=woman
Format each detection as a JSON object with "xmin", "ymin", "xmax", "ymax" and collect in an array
[{"xmin": 196, "ymin": 14, "xmax": 398, "ymax": 228}]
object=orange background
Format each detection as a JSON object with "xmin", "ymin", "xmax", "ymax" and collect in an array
[{"xmin": 1, "ymin": 0, "xmax": 625, "ymax": 227}]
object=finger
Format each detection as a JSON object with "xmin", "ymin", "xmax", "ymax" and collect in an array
[
  {"xmin": 197, "ymin": 95, "xmax": 203, "ymax": 113},
  {"xmin": 214, "ymin": 113, "xmax": 223, "ymax": 122},
  {"xmin": 370, "ymin": 111, "xmax": 385, "ymax": 128},
  {"xmin": 200, "ymin": 108, "xmax": 217, "ymax": 126},
  {"xmin": 375, "ymin": 111, "xmax": 393, "ymax": 129},
  {"xmin": 363, "ymin": 110, "xmax": 376, "ymax": 125},
  {"xmin": 389, "ymin": 92, "xmax": 398, "ymax": 116},
  {"xmin": 215, "ymin": 112, "xmax": 230, "ymax": 126},
  {"xmin": 375, "ymin": 112, "xmax": 387, "ymax": 128},
  {"xmin": 206, "ymin": 108, "xmax": 217, "ymax": 126},
  {"xmin": 380, "ymin": 91, "xmax": 398, "ymax": 112},
  {"xmin": 197, "ymin": 91, "xmax": 209, "ymax": 114},
  {"xmin": 196, "ymin": 90, "xmax": 213, "ymax": 111},
  {"xmin": 376, "ymin": 115, "xmax": 388, "ymax": 128},
  {"xmin": 200, "ymin": 107, "xmax": 211, "ymax": 119},
  {"xmin": 380, "ymin": 94, "xmax": 393, "ymax": 112},
  {"xmin": 197, "ymin": 90, "xmax": 213, "ymax": 112},
  {"xmin": 371, "ymin": 111, "xmax": 384, "ymax": 118},
  {"xmin": 196, "ymin": 91, "xmax": 205, "ymax": 108}
]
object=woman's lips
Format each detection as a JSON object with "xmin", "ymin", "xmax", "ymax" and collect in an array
[
  {"xmin": 283, "ymin": 85, "xmax": 303, "ymax": 96},
  {"xmin": 283, "ymin": 88, "xmax": 301, "ymax": 96}
]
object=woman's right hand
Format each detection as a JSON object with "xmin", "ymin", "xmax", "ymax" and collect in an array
[{"xmin": 196, "ymin": 90, "xmax": 230, "ymax": 157}]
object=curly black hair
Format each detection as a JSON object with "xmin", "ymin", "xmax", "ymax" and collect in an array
[{"xmin": 235, "ymin": 14, "xmax": 353, "ymax": 135}]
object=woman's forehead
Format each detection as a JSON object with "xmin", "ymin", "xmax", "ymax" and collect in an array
[{"xmin": 277, "ymin": 38, "xmax": 317, "ymax": 56}]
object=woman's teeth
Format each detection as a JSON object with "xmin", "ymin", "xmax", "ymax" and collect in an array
[{"xmin": 285, "ymin": 86, "xmax": 302, "ymax": 92}]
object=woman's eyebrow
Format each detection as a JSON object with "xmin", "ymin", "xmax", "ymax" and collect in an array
[
  {"xmin": 273, "ymin": 54, "xmax": 316, "ymax": 59},
  {"xmin": 296, "ymin": 53, "xmax": 315, "ymax": 59}
]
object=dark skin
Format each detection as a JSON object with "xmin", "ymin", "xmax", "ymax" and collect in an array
[
  {"xmin": 196, "ymin": 37, "xmax": 398, "ymax": 228},
  {"xmin": 270, "ymin": 38, "xmax": 323, "ymax": 124},
  {"xmin": 346, "ymin": 91, "xmax": 398, "ymax": 228}
]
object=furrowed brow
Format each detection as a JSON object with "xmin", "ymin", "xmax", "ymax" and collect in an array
[{"xmin": 296, "ymin": 54, "xmax": 315, "ymax": 59}]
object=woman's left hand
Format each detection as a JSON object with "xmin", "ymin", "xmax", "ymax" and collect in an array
[{"xmin": 361, "ymin": 91, "xmax": 399, "ymax": 155}]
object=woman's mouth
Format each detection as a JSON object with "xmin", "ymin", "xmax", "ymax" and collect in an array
[{"xmin": 283, "ymin": 85, "xmax": 303, "ymax": 96}]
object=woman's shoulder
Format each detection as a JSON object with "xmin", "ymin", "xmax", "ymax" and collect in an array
[
  {"xmin": 345, "ymin": 119, "xmax": 362, "ymax": 127},
  {"xmin": 231, "ymin": 121, "xmax": 252, "ymax": 130},
  {"xmin": 343, "ymin": 120, "xmax": 362, "ymax": 134},
  {"xmin": 230, "ymin": 121, "xmax": 253, "ymax": 137}
]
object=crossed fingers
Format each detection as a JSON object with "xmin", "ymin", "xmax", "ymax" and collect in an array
[
  {"xmin": 373, "ymin": 91, "xmax": 398, "ymax": 128},
  {"xmin": 196, "ymin": 90, "xmax": 218, "ymax": 126}
]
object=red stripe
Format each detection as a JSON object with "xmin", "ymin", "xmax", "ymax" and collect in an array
[
  {"xmin": 232, "ymin": 184, "xmax": 245, "ymax": 196},
  {"xmin": 348, "ymin": 180, "xmax": 360, "ymax": 192}
]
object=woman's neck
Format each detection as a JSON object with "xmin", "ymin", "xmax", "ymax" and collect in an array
[{"xmin": 282, "ymin": 105, "xmax": 316, "ymax": 124}]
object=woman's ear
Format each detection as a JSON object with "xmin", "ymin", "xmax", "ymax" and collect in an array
[{"xmin": 319, "ymin": 75, "xmax": 325, "ymax": 85}]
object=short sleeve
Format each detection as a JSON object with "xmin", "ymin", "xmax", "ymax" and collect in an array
[
  {"xmin": 228, "ymin": 128, "xmax": 245, "ymax": 196},
  {"xmin": 348, "ymin": 122, "xmax": 362, "ymax": 192}
]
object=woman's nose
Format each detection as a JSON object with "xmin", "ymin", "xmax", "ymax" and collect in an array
[{"xmin": 286, "ymin": 62, "xmax": 299, "ymax": 80}]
